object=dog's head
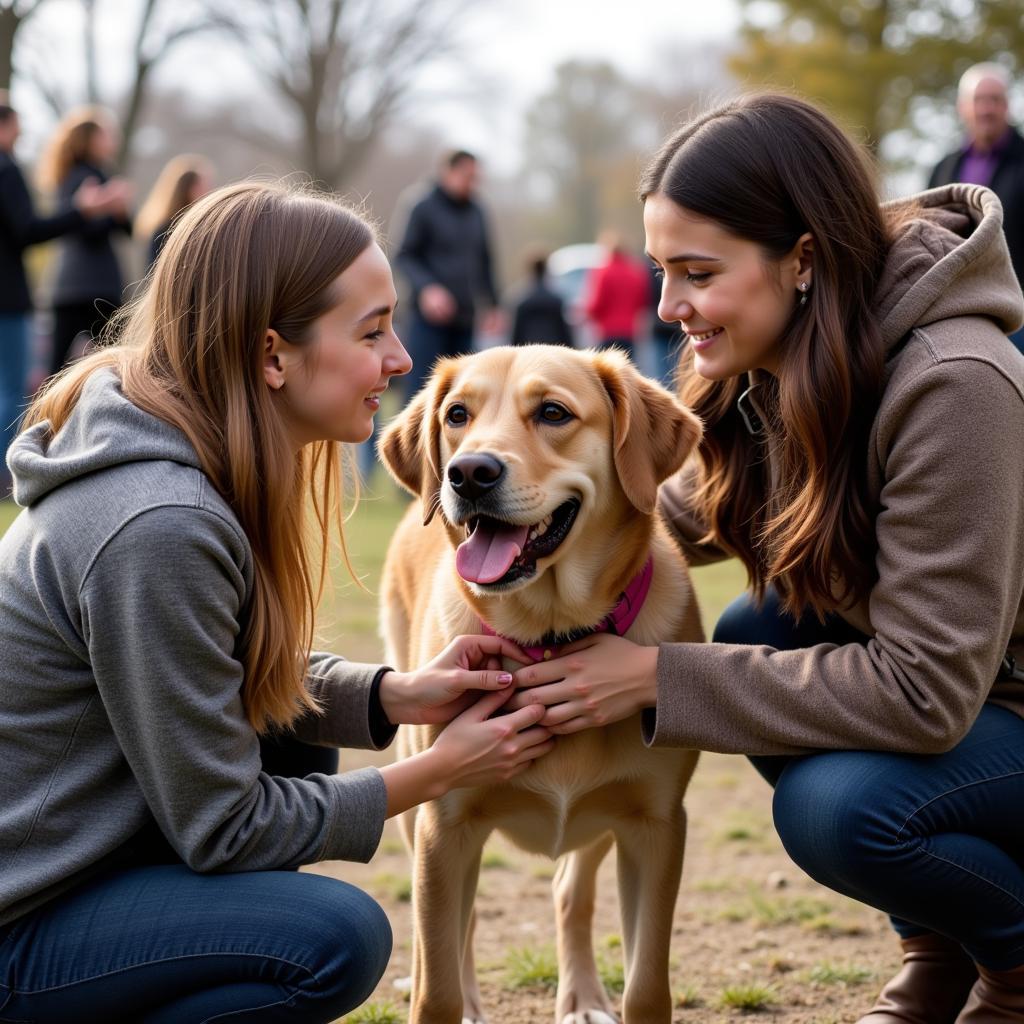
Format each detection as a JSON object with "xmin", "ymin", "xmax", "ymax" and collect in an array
[{"xmin": 379, "ymin": 345, "xmax": 702, "ymax": 595}]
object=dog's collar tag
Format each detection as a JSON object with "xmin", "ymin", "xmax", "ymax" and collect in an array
[{"xmin": 478, "ymin": 557, "xmax": 655, "ymax": 663}]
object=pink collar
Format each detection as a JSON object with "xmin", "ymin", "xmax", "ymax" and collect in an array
[{"xmin": 479, "ymin": 556, "xmax": 654, "ymax": 663}]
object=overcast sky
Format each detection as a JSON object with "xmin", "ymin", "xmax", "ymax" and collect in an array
[{"xmin": 13, "ymin": 0, "xmax": 743, "ymax": 170}]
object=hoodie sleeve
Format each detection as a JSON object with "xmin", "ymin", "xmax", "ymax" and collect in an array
[
  {"xmin": 293, "ymin": 654, "xmax": 397, "ymax": 751},
  {"xmin": 79, "ymin": 505, "xmax": 387, "ymax": 870},
  {"xmin": 645, "ymin": 358, "xmax": 1024, "ymax": 755}
]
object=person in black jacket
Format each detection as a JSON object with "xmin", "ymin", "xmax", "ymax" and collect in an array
[
  {"xmin": 394, "ymin": 150, "xmax": 501, "ymax": 400},
  {"xmin": 36, "ymin": 107, "xmax": 133, "ymax": 376},
  {"xmin": 929, "ymin": 62, "xmax": 1024, "ymax": 352},
  {"xmin": 508, "ymin": 248, "xmax": 573, "ymax": 347},
  {"xmin": 0, "ymin": 95, "xmax": 125, "ymax": 492}
]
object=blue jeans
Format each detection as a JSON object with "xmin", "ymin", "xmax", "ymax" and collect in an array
[
  {"xmin": 0, "ymin": 737, "xmax": 391, "ymax": 1022},
  {"xmin": 0, "ymin": 314, "xmax": 31, "ymax": 475},
  {"xmin": 715, "ymin": 588, "xmax": 1024, "ymax": 970},
  {"xmin": 401, "ymin": 310, "xmax": 474, "ymax": 403},
  {"xmin": 1010, "ymin": 325, "xmax": 1024, "ymax": 355}
]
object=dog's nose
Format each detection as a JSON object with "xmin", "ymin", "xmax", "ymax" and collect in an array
[{"xmin": 447, "ymin": 452, "xmax": 505, "ymax": 501}]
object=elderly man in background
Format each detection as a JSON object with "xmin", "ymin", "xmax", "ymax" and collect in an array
[{"xmin": 929, "ymin": 62, "xmax": 1024, "ymax": 352}]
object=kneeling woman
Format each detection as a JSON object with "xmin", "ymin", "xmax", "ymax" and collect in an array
[
  {"xmin": 0, "ymin": 183, "xmax": 554, "ymax": 1022},
  {"xmin": 511, "ymin": 93, "xmax": 1024, "ymax": 1023}
]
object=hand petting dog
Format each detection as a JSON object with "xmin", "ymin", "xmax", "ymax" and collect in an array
[
  {"xmin": 508, "ymin": 633, "xmax": 660, "ymax": 734},
  {"xmin": 379, "ymin": 633, "xmax": 532, "ymax": 725}
]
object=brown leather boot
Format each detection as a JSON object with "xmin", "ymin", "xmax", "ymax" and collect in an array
[
  {"xmin": 956, "ymin": 962, "xmax": 1024, "ymax": 1022},
  {"xmin": 857, "ymin": 933, "xmax": 978, "ymax": 1024}
]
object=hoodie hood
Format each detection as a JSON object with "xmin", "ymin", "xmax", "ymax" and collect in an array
[
  {"xmin": 7, "ymin": 369, "xmax": 201, "ymax": 507},
  {"xmin": 877, "ymin": 183, "xmax": 1024, "ymax": 351}
]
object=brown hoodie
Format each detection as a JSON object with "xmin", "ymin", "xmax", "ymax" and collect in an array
[{"xmin": 651, "ymin": 184, "xmax": 1024, "ymax": 755}]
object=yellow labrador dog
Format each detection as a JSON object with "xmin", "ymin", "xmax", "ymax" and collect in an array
[{"xmin": 379, "ymin": 345, "xmax": 703, "ymax": 1024}]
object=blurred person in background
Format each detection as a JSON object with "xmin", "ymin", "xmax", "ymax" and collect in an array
[
  {"xmin": 0, "ymin": 92, "xmax": 125, "ymax": 495},
  {"xmin": 135, "ymin": 154, "xmax": 214, "ymax": 271},
  {"xmin": 394, "ymin": 148, "xmax": 501, "ymax": 400},
  {"xmin": 37, "ymin": 106, "xmax": 133, "ymax": 376},
  {"xmin": 929, "ymin": 62, "xmax": 1024, "ymax": 352},
  {"xmin": 508, "ymin": 246, "xmax": 573, "ymax": 347},
  {"xmin": 583, "ymin": 229, "xmax": 650, "ymax": 357}
]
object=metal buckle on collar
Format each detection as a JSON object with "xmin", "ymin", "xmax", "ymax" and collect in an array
[{"xmin": 1001, "ymin": 653, "xmax": 1024, "ymax": 682}]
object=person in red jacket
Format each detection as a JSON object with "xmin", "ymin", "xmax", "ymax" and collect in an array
[{"xmin": 583, "ymin": 230, "xmax": 650, "ymax": 353}]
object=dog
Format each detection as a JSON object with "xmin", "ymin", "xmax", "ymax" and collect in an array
[{"xmin": 379, "ymin": 345, "xmax": 704, "ymax": 1024}]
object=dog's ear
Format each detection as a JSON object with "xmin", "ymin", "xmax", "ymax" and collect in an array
[
  {"xmin": 378, "ymin": 363, "xmax": 456, "ymax": 525},
  {"xmin": 595, "ymin": 353, "xmax": 703, "ymax": 515}
]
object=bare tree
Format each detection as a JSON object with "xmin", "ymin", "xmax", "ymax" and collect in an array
[
  {"xmin": 112, "ymin": 0, "xmax": 233, "ymax": 170},
  {"xmin": 229, "ymin": 0, "xmax": 475, "ymax": 189},
  {"xmin": 12, "ymin": 0, "xmax": 231, "ymax": 169},
  {"xmin": 0, "ymin": 0, "xmax": 45, "ymax": 91}
]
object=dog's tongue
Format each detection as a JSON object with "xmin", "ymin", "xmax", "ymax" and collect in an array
[{"xmin": 456, "ymin": 520, "xmax": 530, "ymax": 584}]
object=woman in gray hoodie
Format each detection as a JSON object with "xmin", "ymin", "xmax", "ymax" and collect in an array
[{"xmin": 0, "ymin": 182, "xmax": 553, "ymax": 1022}]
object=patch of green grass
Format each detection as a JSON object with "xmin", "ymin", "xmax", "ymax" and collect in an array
[
  {"xmin": 602, "ymin": 933, "xmax": 622, "ymax": 950},
  {"xmin": 675, "ymin": 984, "xmax": 703, "ymax": 1008},
  {"xmin": 598, "ymin": 955, "xmax": 625, "ymax": 994},
  {"xmin": 481, "ymin": 849, "xmax": 512, "ymax": 870},
  {"xmin": 718, "ymin": 982, "xmax": 778, "ymax": 1011},
  {"xmin": 693, "ymin": 876, "xmax": 736, "ymax": 894},
  {"xmin": 378, "ymin": 838, "xmax": 405, "ymax": 856},
  {"xmin": 503, "ymin": 945, "xmax": 559, "ymax": 991},
  {"xmin": 0, "ymin": 500, "xmax": 18, "ymax": 534},
  {"xmin": 711, "ymin": 811, "xmax": 777, "ymax": 852},
  {"xmin": 807, "ymin": 962, "xmax": 875, "ymax": 986},
  {"xmin": 372, "ymin": 871, "xmax": 412, "ymax": 903},
  {"xmin": 802, "ymin": 914, "xmax": 867, "ymax": 936},
  {"xmin": 530, "ymin": 863, "xmax": 555, "ymax": 880},
  {"xmin": 343, "ymin": 1001, "xmax": 404, "ymax": 1023},
  {"xmin": 757, "ymin": 891, "xmax": 833, "ymax": 924}
]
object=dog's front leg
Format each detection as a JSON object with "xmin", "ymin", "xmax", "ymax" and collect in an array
[
  {"xmin": 553, "ymin": 832, "xmax": 620, "ymax": 1024},
  {"xmin": 613, "ymin": 805, "xmax": 687, "ymax": 1024},
  {"xmin": 410, "ymin": 800, "xmax": 489, "ymax": 1024}
]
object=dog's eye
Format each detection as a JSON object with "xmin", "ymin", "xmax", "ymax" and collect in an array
[
  {"xmin": 538, "ymin": 402, "xmax": 572, "ymax": 424},
  {"xmin": 445, "ymin": 404, "xmax": 468, "ymax": 426}
]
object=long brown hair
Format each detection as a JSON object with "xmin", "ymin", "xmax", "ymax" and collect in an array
[
  {"xmin": 37, "ymin": 106, "xmax": 113, "ymax": 190},
  {"xmin": 134, "ymin": 154, "xmax": 212, "ymax": 242},
  {"xmin": 641, "ymin": 93, "xmax": 904, "ymax": 618},
  {"xmin": 23, "ymin": 182, "xmax": 374, "ymax": 732}
]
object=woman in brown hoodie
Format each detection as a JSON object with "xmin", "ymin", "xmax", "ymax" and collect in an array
[{"xmin": 509, "ymin": 93, "xmax": 1024, "ymax": 1023}]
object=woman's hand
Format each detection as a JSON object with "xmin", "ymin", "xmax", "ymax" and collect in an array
[
  {"xmin": 430, "ymin": 687, "xmax": 555, "ymax": 790},
  {"xmin": 378, "ymin": 634, "xmax": 530, "ymax": 725},
  {"xmin": 506, "ymin": 634, "xmax": 660, "ymax": 734}
]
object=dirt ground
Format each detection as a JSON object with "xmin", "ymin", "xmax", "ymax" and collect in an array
[{"xmin": 310, "ymin": 745, "xmax": 899, "ymax": 1024}]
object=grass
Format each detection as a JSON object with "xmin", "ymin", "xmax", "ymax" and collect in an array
[
  {"xmin": 372, "ymin": 871, "xmax": 412, "ymax": 903},
  {"xmin": 341, "ymin": 1002, "xmax": 404, "ymax": 1024},
  {"xmin": 806, "ymin": 962, "xmax": 875, "ymax": 986},
  {"xmin": 718, "ymin": 982, "xmax": 779, "ymax": 1011},
  {"xmin": 503, "ymin": 944, "xmax": 559, "ymax": 991},
  {"xmin": 1, "ymin": 485, "xmax": 748, "ymax": 663}
]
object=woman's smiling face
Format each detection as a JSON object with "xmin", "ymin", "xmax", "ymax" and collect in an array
[{"xmin": 644, "ymin": 192, "xmax": 808, "ymax": 380}]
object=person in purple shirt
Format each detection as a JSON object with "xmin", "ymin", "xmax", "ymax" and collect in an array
[{"xmin": 929, "ymin": 63, "xmax": 1024, "ymax": 353}]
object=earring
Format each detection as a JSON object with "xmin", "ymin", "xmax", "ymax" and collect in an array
[{"xmin": 799, "ymin": 281, "xmax": 810, "ymax": 306}]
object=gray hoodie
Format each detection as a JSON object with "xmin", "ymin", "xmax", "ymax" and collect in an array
[{"xmin": 0, "ymin": 369, "xmax": 395, "ymax": 927}]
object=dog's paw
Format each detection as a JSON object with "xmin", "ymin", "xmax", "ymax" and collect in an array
[
  {"xmin": 560, "ymin": 1013, "xmax": 620, "ymax": 1024},
  {"xmin": 462, "ymin": 1017, "xmax": 486, "ymax": 1024}
]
